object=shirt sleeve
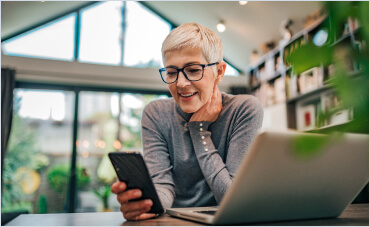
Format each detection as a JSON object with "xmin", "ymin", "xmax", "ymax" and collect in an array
[
  {"xmin": 141, "ymin": 102, "xmax": 175, "ymax": 210},
  {"xmin": 188, "ymin": 96, "xmax": 264, "ymax": 203}
]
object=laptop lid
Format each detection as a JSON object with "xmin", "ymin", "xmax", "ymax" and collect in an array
[{"xmin": 167, "ymin": 130, "xmax": 369, "ymax": 225}]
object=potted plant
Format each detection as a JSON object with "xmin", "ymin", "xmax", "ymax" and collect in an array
[{"xmin": 93, "ymin": 185, "xmax": 112, "ymax": 212}]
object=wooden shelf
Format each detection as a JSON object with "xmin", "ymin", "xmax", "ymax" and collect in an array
[
  {"xmin": 287, "ymin": 85, "xmax": 331, "ymax": 103},
  {"xmin": 305, "ymin": 121, "xmax": 352, "ymax": 134},
  {"xmin": 260, "ymin": 72, "xmax": 282, "ymax": 84},
  {"xmin": 331, "ymin": 32, "xmax": 352, "ymax": 46},
  {"xmin": 306, "ymin": 119, "xmax": 368, "ymax": 134}
]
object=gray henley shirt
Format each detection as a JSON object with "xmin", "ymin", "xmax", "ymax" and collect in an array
[{"xmin": 142, "ymin": 93, "xmax": 263, "ymax": 209}]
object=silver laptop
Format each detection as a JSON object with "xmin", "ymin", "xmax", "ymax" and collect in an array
[{"xmin": 166, "ymin": 130, "xmax": 369, "ymax": 225}]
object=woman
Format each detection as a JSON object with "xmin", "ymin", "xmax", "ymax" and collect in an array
[{"xmin": 111, "ymin": 22, "xmax": 263, "ymax": 221}]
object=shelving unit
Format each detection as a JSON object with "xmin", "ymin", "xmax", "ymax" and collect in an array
[
  {"xmin": 246, "ymin": 4, "xmax": 368, "ymax": 204},
  {"xmin": 246, "ymin": 14, "xmax": 366, "ymax": 133}
]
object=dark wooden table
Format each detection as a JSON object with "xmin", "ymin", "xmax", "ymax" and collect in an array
[{"xmin": 5, "ymin": 204, "xmax": 369, "ymax": 226}]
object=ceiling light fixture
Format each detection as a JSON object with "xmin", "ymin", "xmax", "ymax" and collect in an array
[
  {"xmin": 239, "ymin": 1, "xmax": 248, "ymax": 5},
  {"xmin": 217, "ymin": 20, "xmax": 226, "ymax": 33}
]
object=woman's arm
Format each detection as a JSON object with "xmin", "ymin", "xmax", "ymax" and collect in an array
[{"xmin": 141, "ymin": 102, "xmax": 175, "ymax": 209}]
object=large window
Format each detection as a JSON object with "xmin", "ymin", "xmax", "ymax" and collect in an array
[
  {"xmin": 2, "ymin": 14, "xmax": 76, "ymax": 61},
  {"xmin": 2, "ymin": 85, "xmax": 169, "ymax": 214}
]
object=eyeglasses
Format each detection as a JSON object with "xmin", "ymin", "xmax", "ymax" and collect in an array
[{"xmin": 159, "ymin": 62, "xmax": 219, "ymax": 84}]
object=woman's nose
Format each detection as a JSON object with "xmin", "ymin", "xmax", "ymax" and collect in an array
[{"xmin": 176, "ymin": 71, "xmax": 191, "ymax": 87}]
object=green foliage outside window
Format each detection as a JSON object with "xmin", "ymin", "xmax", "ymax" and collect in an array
[
  {"xmin": 1, "ymin": 98, "xmax": 41, "ymax": 213},
  {"xmin": 47, "ymin": 164, "xmax": 91, "ymax": 193}
]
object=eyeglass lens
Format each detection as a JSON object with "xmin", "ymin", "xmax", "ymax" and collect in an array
[{"xmin": 162, "ymin": 65, "xmax": 203, "ymax": 83}]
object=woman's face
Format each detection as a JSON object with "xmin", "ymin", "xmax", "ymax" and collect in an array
[{"xmin": 164, "ymin": 46, "xmax": 220, "ymax": 113}]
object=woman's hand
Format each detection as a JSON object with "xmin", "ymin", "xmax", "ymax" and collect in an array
[
  {"xmin": 111, "ymin": 181, "xmax": 157, "ymax": 221},
  {"xmin": 190, "ymin": 84, "xmax": 223, "ymax": 122}
]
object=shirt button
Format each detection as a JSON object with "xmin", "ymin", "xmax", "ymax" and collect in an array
[
  {"xmin": 200, "ymin": 128, "xmax": 203, "ymax": 132},
  {"xmin": 201, "ymin": 136, "xmax": 205, "ymax": 140},
  {"xmin": 200, "ymin": 123, "xmax": 203, "ymax": 127}
]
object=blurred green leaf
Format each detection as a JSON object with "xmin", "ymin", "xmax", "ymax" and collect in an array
[
  {"xmin": 293, "ymin": 135, "xmax": 329, "ymax": 158},
  {"xmin": 287, "ymin": 43, "xmax": 333, "ymax": 75}
]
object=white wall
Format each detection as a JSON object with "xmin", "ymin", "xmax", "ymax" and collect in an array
[{"xmin": 1, "ymin": 54, "xmax": 247, "ymax": 93}]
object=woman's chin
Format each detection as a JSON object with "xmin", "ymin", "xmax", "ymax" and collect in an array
[{"xmin": 180, "ymin": 105, "xmax": 200, "ymax": 114}]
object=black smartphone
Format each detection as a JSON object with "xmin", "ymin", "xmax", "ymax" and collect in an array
[{"xmin": 108, "ymin": 151, "xmax": 164, "ymax": 214}]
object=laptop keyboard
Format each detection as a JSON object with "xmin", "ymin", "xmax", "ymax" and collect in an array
[{"xmin": 194, "ymin": 210, "xmax": 217, "ymax": 215}]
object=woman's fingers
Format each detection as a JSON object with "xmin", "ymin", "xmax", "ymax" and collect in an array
[
  {"xmin": 121, "ymin": 200, "xmax": 153, "ymax": 221},
  {"xmin": 121, "ymin": 199, "xmax": 153, "ymax": 213},
  {"xmin": 111, "ymin": 181, "xmax": 126, "ymax": 194},
  {"xmin": 116, "ymin": 189, "xmax": 142, "ymax": 204},
  {"xmin": 112, "ymin": 182, "xmax": 155, "ymax": 221}
]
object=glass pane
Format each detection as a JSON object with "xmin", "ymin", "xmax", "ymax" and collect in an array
[
  {"xmin": 123, "ymin": 2, "xmax": 171, "ymax": 68},
  {"xmin": 79, "ymin": 2, "xmax": 123, "ymax": 65},
  {"xmin": 76, "ymin": 92, "xmax": 168, "ymax": 212},
  {"xmin": 118, "ymin": 93, "xmax": 169, "ymax": 151},
  {"xmin": 2, "ymin": 14, "xmax": 76, "ymax": 61},
  {"xmin": 2, "ymin": 89, "xmax": 75, "ymax": 214},
  {"xmin": 225, "ymin": 62, "xmax": 240, "ymax": 77},
  {"xmin": 76, "ymin": 91, "xmax": 117, "ymax": 212}
]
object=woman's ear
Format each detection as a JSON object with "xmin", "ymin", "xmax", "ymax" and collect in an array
[{"xmin": 215, "ymin": 62, "xmax": 227, "ymax": 85}]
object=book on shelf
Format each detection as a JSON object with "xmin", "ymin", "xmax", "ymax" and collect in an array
[
  {"xmin": 348, "ymin": 17, "xmax": 360, "ymax": 33},
  {"xmin": 274, "ymin": 77, "xmax": 286, "ymax": 103},
  {"xmin": 266, "ymin": 83, "xmax": 275, "ymax": 106},
  {"xmin": 257, "ymin": 66, "xmax": 267, "ymax": 81},
  {"xmin": 297, "ymin": 104, "xmax": 316, "ymax": 131},
  {"xmin": 265, "ymin": 58, "xmax": 275, "ymax": 80},
  {"xmin": 259, "ymin": 83, "xmax": 267, "ymax": 107},
  {"xmin": 327, "ymin": 64, "xmax": 336, "ymax": 80},
  {"xmin": 298, "ymin": 67, "xmax": 323, "ymax": 94},
  {"xmin": 286, "ymin": 73, "xmax": 298, "ymax": 99},
  {"xmin": 274, "ymin": 55, "xmax": 284, "ymax": 72},
  {"xmin": 320, "ymin": 92, "xmax": 353, "ymax": 126},
  {"xmin": 249, "ymin": 70, "xmax": 259, "ymax": 87}
]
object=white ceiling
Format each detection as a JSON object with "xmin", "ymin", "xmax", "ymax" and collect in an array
[{"xmin": 1, "ymin": 1, "xmax": 323, "ymax": 72}]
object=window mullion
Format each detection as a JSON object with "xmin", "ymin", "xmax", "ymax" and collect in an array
[
  {"xmin": 65, "ymin": 90, "xmax": 80, "ymax": 213},
  {"xmin": 74, "ymin": 12, "xmax": 81, "ymax": 61}
]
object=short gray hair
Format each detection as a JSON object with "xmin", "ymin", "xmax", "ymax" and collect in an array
[{"xmin": 162, "ymin": 22, "xmax": 223, "ymax": 67}]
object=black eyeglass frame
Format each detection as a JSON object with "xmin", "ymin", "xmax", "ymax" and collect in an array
[{"xmin": 159, "ymin": 62, "xmax": 219, "ymax": 84}]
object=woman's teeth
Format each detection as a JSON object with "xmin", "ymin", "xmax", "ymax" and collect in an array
[{"xmin": 180, "ymin": 92, "xmax": 196, "ymax": 97}]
